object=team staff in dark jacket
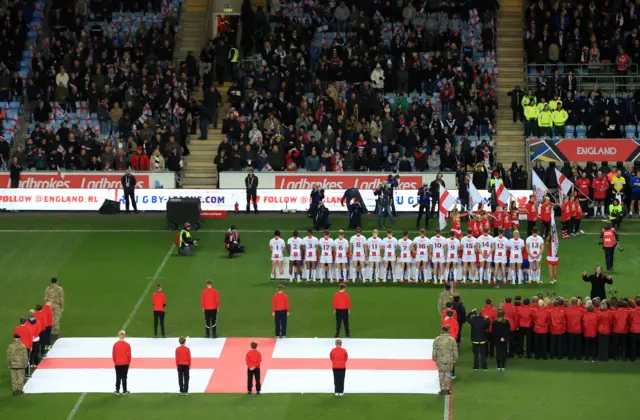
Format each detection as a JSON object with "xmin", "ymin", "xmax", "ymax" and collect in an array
[
  {"xmin": 245, "ymin": 170, "xmax": 258, "ymax": 213},
  {"xmin": 429, "ymin": 173, "xmax": 445, "ymax": 215},
  {"xmin": 415, "ymin": 183, "xmax": 430, "ymax": 229},
  {"xmin": 582, "ymin": 267, "xmax": 613, "ymax": 301},
  {"xmin": 467, "ymin": 309, "xmax": 490, "ymax": 370},
  {"xmin": 452, "ymin": 294, "xmax": 466, "ymax": 340},
  {"xmin": 492, "ymin": 309, "xmax": 511, "ymax": 370},
  {"xmin": 121, "ymin": 168, "xmax": 138, "ymax": 213}
]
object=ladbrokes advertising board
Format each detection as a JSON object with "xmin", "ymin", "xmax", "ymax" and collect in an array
[{"xmin": 0, "ymin": 172, "xmax": 176, "ymax": 189}]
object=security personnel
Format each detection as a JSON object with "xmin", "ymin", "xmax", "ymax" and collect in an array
[
  {"xmin": 44, "ymin": 278, "xmax": 64, "ymax": 340},
  {"xmin": 552, "ymin": 103, "xmax": 568, "ymax": 137},
  {"xmin": 536, "ymin": 97, "xmax": 547, "ymax": 113},
  {"xmin": 524, "ymin": 103, "xmax": 538, "ymax": 137},
  {"xmin": 600, "ymin": 222, "xmax": 619, "ymax": 270},
  {"xmin": 245, "ymin": 169, "xmax": 258, "ymax": 213},
  {"xmin": 537, "ymin": 105, "xmax": 553, "ymax": 137},
  {"xmin": 548, "ymin": 94, "xmax": 562, "ymax": 111},
  {"xmin": 415, "ymin": 182, "xmax": 430, "ymax": 229},
  {"xmin": 152, "ymin": 284, "xmax": 166, "ymax": 338},
  {"xmin": 467, "ymin": 309, "xmax": 490, "ymax": 370},
  {"xmin": 432, "ymin": 325, "xmax": 458, "ymax": 396},
  {"xmin": 179, "ymin": 223, "xmax": 198, "ymax": 256},
  {"xmin": 7, "ymin": 334, "xmax": 28, "ymax": 395},
  {"xmin": 521, "ymin": 90, "xmax": 536, "ymax": 108},
  {"xmin": 333, "ymin": 284, "xmax": 351, "ymax": 338},
  {"xmin": 201, "ymin": 279, "xmax": 220, "ymax": 338},
  {"xmin": 175, "ymin": 337, "xmax": 191, "ymax": 395},
  {"xmin": 228, "ymin": 46, "xmax": 239, "ymax": 79},
  {"xmin": 608, "ymin": 198, "xmax": 624, "ymax": 229},
  {"xmin": 272, "ymin": 284, "xmax": 290, "ymax": 338}
]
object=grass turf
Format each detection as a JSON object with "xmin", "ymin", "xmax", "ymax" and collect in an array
[{"xmin": 0, "ymin": 213, "xmax": 638, "ymax": 420}]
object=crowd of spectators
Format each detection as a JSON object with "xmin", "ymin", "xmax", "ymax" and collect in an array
[
  {"xmin": 214, "ymin": 0, "xmax": 500, "ymax": 176},
  {"xmin": 10, "ymin": 0, "xmax": 194, "ymax": 177}
]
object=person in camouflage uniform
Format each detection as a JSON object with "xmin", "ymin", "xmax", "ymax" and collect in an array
[
  {"xmin": 437, "ymin": 284, "xmax": 454, "ymax": 314},
  {"xmin": 7, "ymin": 334, "xmax": 28, "ymax": 395},
  {"xmin": 44, "ymin": 277, "xmax": 65, "ymax": 338},
  {"xmin": 432, "ymin": 325, "xmax": 458, "ymax": 396}
]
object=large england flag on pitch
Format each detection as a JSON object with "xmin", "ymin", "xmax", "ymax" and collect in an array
[{"xmin": 25, "ymin": 337, "xmax": 440, "ymax": 394}]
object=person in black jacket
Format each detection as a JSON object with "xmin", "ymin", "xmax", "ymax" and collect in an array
[
  {"xmin": 467, "ymin": 309, "xmax": 490, "ymax": 371},
  {"xmin": 582, "ymin": 267, "xmax": 613, "ymax": 301},
  {"xmin": 245, "ymin": 170, "xmax": 258, "ymax": 213},
  {"xmin": 508, "ymin": 85, "xmax": 525, "ymax": 122},
  {"xmin": 492, "ymin": 309, "xmax": 511, "ymax": 371},
  {"xmin": 452, "ymin": 294, "xmax": 466, "ymax": 341},
  {"xmin": 429, "ymin": 173, "xmax": 445, "ymax": 215},
  {"xmin": 121, "ymin": 169, "xmax": 138, "ymax": 213}
]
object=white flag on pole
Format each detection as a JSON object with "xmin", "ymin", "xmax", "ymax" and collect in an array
[
  {"xmin": 439, "ymin": 189, "xmax": 458, "ymax": 230},
  {"xmin": 532, "ymin": 171, "xmax": 548, "ymax": 204}
]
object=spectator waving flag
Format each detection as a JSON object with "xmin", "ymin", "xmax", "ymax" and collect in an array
[
  {"xmin": 532, "ymin": 170, "xmax": 548, "ymax": 204},
  {"xmin": 549, "ymin": 211, "xmax": 560, "ymax": 261},
  {"xmin": 495, "ymin": 178, "xmax": 510, "ymax": 206},
  {"xmin": 468, "ymin": 181, "xmax": 484, "ymax": 211},
  {"xmin": 56, "ymin": 165, "xmax": 65, "ymax": 180},
  {"xmin": 439, "ymin": 189, "xmax": 457, "ymax": 230},
  {"xmin": 555, "ymin": 168, "xmax": 573, "ymax": 200}
]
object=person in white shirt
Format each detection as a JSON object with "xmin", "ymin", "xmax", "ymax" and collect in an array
[
  {"xmin": 397, "ymin": 231, "xmax": 414, "ymax": 282},
  {"xmin": 349, "ymin": 228, "xmax": 367, "ymax": 282},
  {"xmin": 302, "ymin": 229, "xmax": 319, "ymax": 283},
  {"xmin": 476, "ymin": 229, "xmax": 495, "ymax": 283},
  {"xmin": 318, "ymin": 230, "xmax": 335, "ymax": 283},
  {"xmin": 286, "ymin": 230, "xmax": 304, "ymax": 282},
  {"xmin": 445, "ymin": 231, "xmax": 461, "ymax": 284},
  {"xmin": 381, "ymin": 230, "xmax": 398, "ymax": 282},
  {"xmin": 334, "ymin": 230, "xmax": 350, "ymax": 282},
  {"xmin": 412, "ymin": 229, "xmax": 430, "ymax": 283},
  {"xmin": 366, "ymin": 229, "xmax": 384, "ymax": 282},
  {"xmin": 460, "ymin": 229, "xmax": 478, "ymax": 283},
  {"xmin": 508, "ymin": 230, "xmax": 525, "ymax": 285},
  {"xmin": 430, "ymin": 230, "xmax": 447, "ymax": 284},
  {"xmin": 493, "ymin": 229, "xmax": 510, "ymax": 284},
  {"xmin": 269, "ymin": 230, "xmax": 286, "ymax": 280},
  {"xmin": 525, "ymin": 227, "xmax": 544, "ymax": 283}
]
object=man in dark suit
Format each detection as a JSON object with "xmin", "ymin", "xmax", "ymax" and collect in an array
[
  {"xmin": 245, "ymin": 169, "xmax": 258, "ymax": 213},
  {"xmin": 121, "ymin": 168, "xmax": 138, "ymax": 213},
  {"xmin": 508, "ymin": 85, "xmax": 525, "ymax": 122},
  {"xmin": 582, "ymin": 267, "xmax": 613, "ymax": 301},
  {"xmin": 562, "ymin": 71, "xmax": 577, "ymax": 95}
]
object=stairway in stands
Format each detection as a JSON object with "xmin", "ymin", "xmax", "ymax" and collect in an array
[{"xmin": 494, "ymin": 0, "xmax": 525, "ymax": 166}]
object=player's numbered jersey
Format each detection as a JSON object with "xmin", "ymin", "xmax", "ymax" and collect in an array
[
  {"xmin": 430, "ymin": 236, "xmax": 447, "ymax": 260},
  {"xmin": 334, "ymin": 238, "xmax": 349, "ymax": 260},
  {"xmin": 493, "ymin": 236, "xmax": 510, "ymax": 259},
  {"xmin": 318, "ymin": 237, "xmax": 335, "ymax": 259},
  {"xmin": 446, "ymin": 238, "xmax": 461, "ymax": 259},
  {"xmin": 461, "ymin": 236, "xmax": 477, "ymax": 258},
  {"xmin": 287, "ymin": 237, "xmax": 304, "ymax": 259},
  {"xmin": 478, "ymin": 235, "xmax": 495, "ymax": 254},
  {"xmin": 509, "ymin": 238, "xmax": 525, "ymax": 257},
  {"xmin": 303, "ymin": 236, "xmax": 319, "ymax": 258},
  {"xmin": 526, "ymin": 235, "xmax": 544, "ymax": 256},
  {"xmin": 412, "ymin": 236, "xmax": 430, "ymax": 259},
  {"xmin": 397, "ymin": 238, "xmax": 413, "ymax": 259},
  {"xmin": 367, "ymin": 237, "xmax": 383, "ymax": 258},
  {"xmin": 382, "ymin": 237, "xmax": 398, "ymax": 259},
  {"xmin": 350, "ymin": 234, "xmax": 367, "ymax": 259},
  {"xmin": 269, "ymin": 237, "xmax": 285, "ymax": 258}
]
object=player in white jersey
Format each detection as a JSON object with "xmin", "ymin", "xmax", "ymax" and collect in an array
[
  {"xmin": 333, "ymin": 230, "xmax": 350, "ymax": 282},
  {"xmin": 476, "ymin": 229, "xmax": 495, "ymax": 284},
  {"xmin": 397, "ymin": 231, "xmax": 413, "ymax": 282},
  {"xmin": 366, "ymin": 230, "xmax": 384, "ymax": 282},
  {"xmin": 492, "ymin": 229, "xmax": 510, "ymax": 284},
  {"xmin": 318, "ymin": 231, "xmax": 335, "ymax": 283},
  {"xmin": 508, "ymin": 230, "xmax": 525, "ymax": 285},
  {"xmin": 302, "ymin": 229, "xmax": 319, "ymax": 283},
  {"xmin": 381, "ymin": 230, "xmax": 398, "ymax": 282},
  {"xmin": 460, "ymin": 229, "xmax": 477, "ymax": 283},
  {"xmin": 412, "ymin": 229, "xmax": 430, "ymax": 283},
  {"xmin": 445, "ymin": 231, "xmax": 461, "ymax": 284},
  {"xmin": 349, "ymin": 228, "xmax": 367, "ymax": 282},
  {"xmin": 286, "ymin": 231, "xmax": 304, "ymax": 282},
  {"xmin": 525, "ymin": 227, "xmax": 544, "ymax": 284},
  {"xmin": 430, "ymin": 230, "xmax": 447, "ymax": 284},
  {"xmin": 269, "ymin": 230, "xmax": 286, "ymax": 280}
]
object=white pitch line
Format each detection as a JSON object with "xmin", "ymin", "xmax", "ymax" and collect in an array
[
  {"xmin": 65, "ymin": 244, "xmax": 175, "ymax": 420},
  {"xmin": 444, "ymin": 394, "xmax": 450, "ymax": 420}
]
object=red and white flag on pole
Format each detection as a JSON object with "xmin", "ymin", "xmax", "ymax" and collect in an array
[
  {"xmin": 549, "ymin": 210, "xmax": 560, "ymax": 262},
  {"xmin": 468, "ymin": 181, "xmax": 485, "ymax": 211},
  {"xmin": 555, "ymin": 168, "xmax": 573, "ymax": 200},
  {"xmin": 532, "ymin": 171, "xmax": 548, "ymax": 204},
  {"xmin": 439, "ymin": 189, "xmax": 457, "ymax": 230},
  {"xmin": 57, "ymin": 165, "xmax": 65, "ymax": 180},
  {"xmin": 494, "ymin": 178, "xmax": 510, "ymax": 206}
]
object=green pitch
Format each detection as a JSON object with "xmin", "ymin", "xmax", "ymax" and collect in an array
[{"xmin": 0, "ymin": 213, "xmax": 638, "ymax": 420}]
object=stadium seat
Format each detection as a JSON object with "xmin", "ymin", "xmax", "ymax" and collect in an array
[
  {"xmin": 564, "ymin": 125, "xmax": 575, "ymax": 138},
  {"xmin": 576, "ymin": 125, "xmax": 587, "ymax": 138}
]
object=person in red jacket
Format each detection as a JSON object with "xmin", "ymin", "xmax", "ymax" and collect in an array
[
  {"xmin": 597, "ymin": 302, "xmax": 613, "ymax": 361},
  {"xmin": 582, "ymin": 304, "xmax": 598, "ymax": 362},
  {"xmin": 34, "ymin": 305, "xmax": 47, "ymax": 358},
  {"xmin": 26, "ymin": 310, "xmax": 44, "ymax": 368},
  {"xmin": 152, "ymin": 284, "xmax": 167, "ymax": 338},
  {"xmin": 42, "ymin": 299, "xmax": 53, "ymax": 352},
  {"xmin": 493, "ymin": 206, "xmax": 504, "ymax": 236},
  {"xmin": 611, "ymin": 301, "xmax": 629, "ymax": 361},
  {"xmin": 525, "ymin": 195, "xmax": 539, "ymax": 237},
  {"xmin": 113, "ymin": 331, "xmax": 132, "ymax": 394},
  {"xmin": 549, "ymin": 300, "xmax": 567, "ymax": 359},
  {"xmin": 592, "ymin": 171, "xmax": 608, "ymax": 217},
  {"xmin": 131, "ymin": 146, "xmax": 150, "ymax": 171},
  {"xmin": 533, "ymin": 300, "xmax": 550, "ymax": 359},
  {"xmin": 571, "ymin": 194, "xmax": 584, "ymax": 235},
  {"xmin": 575, "ymin": 172, "xmax": 591, "ymax": 217},
  {"xmin": 175, "ymin": 337, "xmax": 191, "ymax": 395},
  {"xmin": 481, "ymin": 299, "xmax": 498, "ymax": 357},
  {"xmin": 330, "ymin": 338, "xmax": 348, "ymax": 396},
  {"xmin": 517, "ymin": 298, "xmax": 534, "ymax": 358},
  {"xmin": 560, "ymin": 196, "xmax": 573, "ymax": 238},
  {"xmin": 14, "ymin": 318, "xmax": 34, "ymax": 376},
  {"xmin": 500, "ymin": 297, "xmax": 519, "ymax": 357},
  {"xmin": 629, "ymin": 298, "xmax": 640, "ymax": 361},
  {"xmin": 565, "ymin": 298, "xmax": 584, "ymax": 360},
  {"xmin": 272, "ymin": 284, "xmax": 290, "ymax": 338},
  {"xmin": 442, "ymin": 310, "xmax": 459, "ymax": 340},
  {"xmin": 246, "ymin": 341, "xmax": 262, "ymax": 395},
  {"xmin": 201, "ymin": 279, "xmax": 220, "ymax": 338},
  {"xmin": 334, "ymin": 284, "xmax": 351, "ymax": 338},
  {"xmin": 540, "ymin": 197, "xmax": 553, "ymax": 238}
]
